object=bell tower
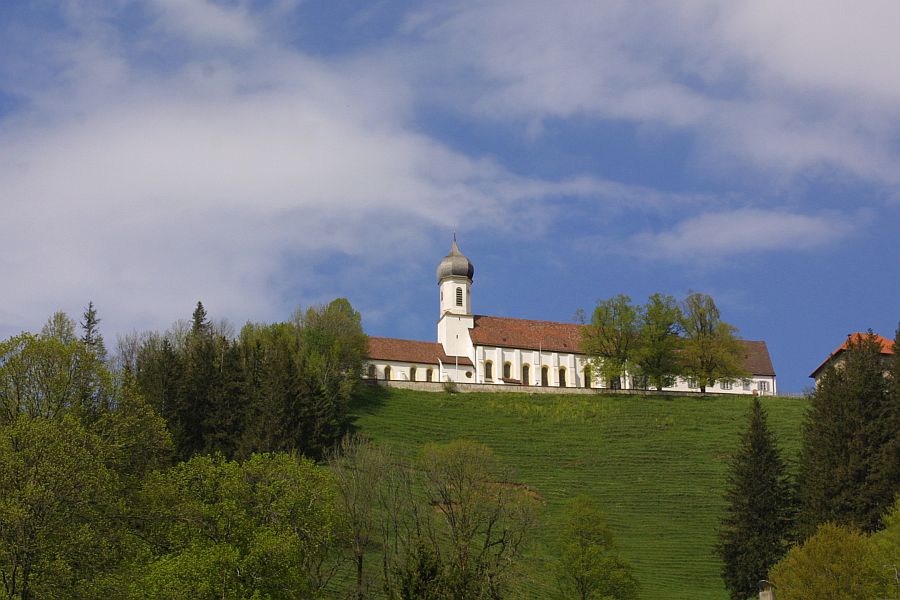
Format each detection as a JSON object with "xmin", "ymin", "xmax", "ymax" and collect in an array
[{"xmin": 436, "ymin": 238, "xmax": 475, "ymax": 359}]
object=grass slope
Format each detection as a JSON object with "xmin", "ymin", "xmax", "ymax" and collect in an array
[{"xmin": 348, "ymin": 386, "xmax": 807, "ymax": 600}]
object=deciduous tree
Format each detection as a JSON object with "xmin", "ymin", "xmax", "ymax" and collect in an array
[
  {"xmin": 0, "ymin": 416, "xmax": 117, "ymax": 599},
  {"xmin": 418, "ymin": 440, "xmax": 537, "ymax": 599},
  {"xmin": 678, "ymin": 292, "xmax": 746, "ymax": 393},
  {"xmin": 633, "ymin": 293, "xmax": 682, "ymax": 390},
  {"xmin": 769, "ymin": 522, "xmax": 888, "ymax": 600},
  {"xmin": 552, "ymin": 495, "xmax": 639, "ymax": 600},
  {"xmin": 582, "ymin": 295, "xmax": 640, "ymax": 388}
]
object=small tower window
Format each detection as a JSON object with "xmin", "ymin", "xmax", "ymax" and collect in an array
[
  {"xmin": 559, "ymin": 367, "xmax": 567, "ymax": 387},
  {"xmin": 456, "ymin": 287, "xmax": 463, "ymax": 307},
  {"xmin": 410, "ymin": 366, "xmax": 417, "ymax": 382},
  {"xmin": 485, "ymin": 360, "xmax": 494, "ymax": 382}
]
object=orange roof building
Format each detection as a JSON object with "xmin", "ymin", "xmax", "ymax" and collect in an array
[{"xmin": 809, "ymin": 332, "xmax": 894, "ymax": 383}]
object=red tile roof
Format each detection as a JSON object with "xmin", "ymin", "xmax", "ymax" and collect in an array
[
  {"xmin": 810, "ymin": 332, "xmax": 894, "ymax": 378},
  {"xmin": 367, "ymin": 336, "xmax": 473, "ymax": 366},
  {"xmin": 470, "ymin": 315, "xmax": 583, "ymax": 353},
  {"xmin": 471, "ymin": 315, "xmax": 775, "ymax": 376}
]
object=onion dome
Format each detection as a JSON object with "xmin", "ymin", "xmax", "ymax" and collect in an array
[{"xmin": 436, "ymin": 239, "xmax": 475, "ymax": 283}]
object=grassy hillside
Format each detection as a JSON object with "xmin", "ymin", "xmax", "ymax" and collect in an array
[{"xmin": 348, "ymin": 386, "xmax": 807, "ymax": 600}]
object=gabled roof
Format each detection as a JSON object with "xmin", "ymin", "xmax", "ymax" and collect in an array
[
  {"xmin": 740, "ymin": 340, "xmax": 776, "ymax": 377},
  {"xmin": 367, "ymin": 336, "xmax": 473, "ymax": 366},
  {"xmin": 470, "ymin": 315, "xmax": 582, "ymax": 353},
  {"xmin": 470, "ymin": 314, "xmax": 775, "ymax": 377},
  {"xmin": 809, "ymin": 332, "xmax": 894, "ymax": 379}
]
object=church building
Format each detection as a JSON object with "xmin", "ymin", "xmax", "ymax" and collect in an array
[{"xmin": 365, "ymin": 240, "xmax": 777, "ymax": 395}]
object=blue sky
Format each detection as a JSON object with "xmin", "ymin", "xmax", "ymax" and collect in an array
[{"xmin": 2, "ymin": 1, "xmax": 899, "ymax": 393}]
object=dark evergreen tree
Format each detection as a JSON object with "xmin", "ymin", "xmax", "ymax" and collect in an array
[
  {"xmin": 80, "ymin": 301, "xmax": 107, "ymax": 362},
  {"xmin": 797, "ymin": 331, "xmax": 899, "ymax": 535},
  {"xmin": 200, "ymin": 336, "xmax": 245, "ymax": 457},
  {"xmin": 717, "ymin": 398, "xmax": 795, "ymax": 600},
  {"xmin": 191, "ymin": 301, "xmax": 208, "ymax": 334}
]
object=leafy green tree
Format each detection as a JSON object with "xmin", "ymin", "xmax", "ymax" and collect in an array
[
  {"xmin": 678, "ymin": 292, "xmax": 747, "ymax": 393},
  {"xmin": 552, "ymin": 495, "xmax": 639, "ymax": 600},
  {"xmin": 132, "ymin": 452, "xmax": 343, "ymax": 599},
  {"xmin": 798, "ymin": 332, "xmax": 899, "ymax": 534},
  {"xmin": 418, "ymin": 440, "xmax": 537, "ymax": 599},
  {"xmin": 769, "ymin": 522, "xmax": 887, "ymax": 600},
  {"xmin": 40, "ymin": 310, "xmax": 77, "ymax": 344},
  {"xmin": 0, "ymin": 333, "xmax": 114, "ymax": 425},
  {"xmin": 582, "ymin": 295, "xmax": 640, "ymax": 388},
  {"xmin": 329, "ymin": 434, "xmax": 393, "ymax": 599},
  {"xmin": 633, "ymin": 293, "xmax": 682, "ymax": 390},
  {"xmin": 717, "ymin": 399, "xmax": 795, "ymax": 600},
  {"xmin": 0, "ymin": 415, "xmax": 118, "ymax": 599},
  {"xmin": 80, "ymin": 301, "xmax": 107, "ymax": 362}
]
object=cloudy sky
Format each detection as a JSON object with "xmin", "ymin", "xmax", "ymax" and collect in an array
[{"xmin": 2, "ymin": 0, "xmax": 899, "ymax": 392}]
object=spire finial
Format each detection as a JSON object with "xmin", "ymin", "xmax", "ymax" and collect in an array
[{"xmin": 453, "ymin": 231, "xmax": 456, "ymax": 242}]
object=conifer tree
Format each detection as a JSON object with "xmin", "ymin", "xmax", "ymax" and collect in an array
[
  {"xmin": 717, "ymin": 398, "xmax": 795, "ymax": 600},
  {"xmin": 191, "ymin": 301, "xmax": 208, "ymax": 334},
  {"xmin": 797, "ymin": 331, "xmax": 899, "ymax": 534},
  {"xmin": 80, "ymin": 301, "xmax": 107, "ymax": 362}
]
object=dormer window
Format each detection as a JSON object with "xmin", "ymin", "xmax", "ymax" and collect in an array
[{"xmin": 456, "ymin": 287, "xmax": 463, "ymax": 307}]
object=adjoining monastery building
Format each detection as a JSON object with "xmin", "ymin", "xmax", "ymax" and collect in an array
[{"xmin": 365, "ymin": 240, "xmax": 777, "ymax": 395}]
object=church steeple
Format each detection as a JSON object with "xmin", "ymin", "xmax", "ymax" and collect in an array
[
  {"xmin": 437, "ymin": 238, "xmax": 474, "ymax": 317},
  {"xmin": 436, "ymin": 237, "xmax": 475, "ymax": 283},
  {"xmin": 436, "ymin": 238, "xmax": 476, "ymax": 358}
]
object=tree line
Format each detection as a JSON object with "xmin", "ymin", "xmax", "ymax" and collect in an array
[
  {"xmin": 0, "ymin": 302, "xmax": 640, "ymax": 599},
  {"xmin": 121, "ymin": 299, "xmax": 368, "ymax": 461},
  {"xmin": 581, "ymin": 292, "xmax": 748, "ymax": 392},
  {"xmin": 716, "ymin": 330, "xmax": 900, "ymax": 600}
]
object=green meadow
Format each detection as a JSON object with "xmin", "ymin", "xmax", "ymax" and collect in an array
[{"xmin": 348, "ymin": 386, "xmax": 808, "ymax": 600}]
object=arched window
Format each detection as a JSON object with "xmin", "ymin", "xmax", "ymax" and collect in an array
[
  {"xmin": 426, "ymin": 368, "xmax": 433, "ymax": 382},
  {"xmin": 384, "ymin": 366, "xmax": 392, "ymax": 381},
  {"xmin": 522, "ymin": 364, "xmax": 530, "ymax": 386},
  {"xmin": 541, "ymin": 366, "xmax": 549, "ymax": 386},
  {"xmin": 485, "ymin": 360, "xmax": 494, "ymax": 382},
  {"xmin": 410, "ymin": 366, "xmax": 417, "ymax": 382},
  {"xmin": 503, "ymin": 362, "xmax": 511, "ymax": 380},
  {"xmin": 456, "ymin": 287, "xmax": 463, "ymax": 307},
  {"xmin": 368, "ymin": 364, "xmax": 376, "ymax": 379},
  {"xmin": 583, "ymin": 366, "xmax": 592, "ymax": 388},
  {"xmin": 559, "ymin": 367, "xmax": 567, "ymax": 387}
]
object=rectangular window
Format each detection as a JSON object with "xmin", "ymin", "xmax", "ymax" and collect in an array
[
  {"xmin": 721, "ymin": 381, "xmax": 732, "ymax": 390},
  {"xmin": 687, "ymin": 378, "xmax": 698, "ymax": 389},
  {"xmin": 758, "ymin": 381, "xmax": 770, "ymax": 393},
  {"xmin": 743, "ymin": 380, "xmax": 751, "ymax": 391}
]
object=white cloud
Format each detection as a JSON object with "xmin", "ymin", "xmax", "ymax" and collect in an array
[
  {"xmin": 632, "ymin": 209, "xmax": 859, "ymax": 262},
  {"xmin": 0, "ymin": 2, "xmax": 636, "ymax": 338},
  {"xmin": 147, "ymin": 0, "xmax": 261, "ymax": 46},
  {"xmin": 405, "ymin": 0, "xmax": 900, "ymax": 185}
]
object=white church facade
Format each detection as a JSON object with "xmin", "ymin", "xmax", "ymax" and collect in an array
[{"xmin": 365, "ymin": 241, "xmax": 777, "ymax": 395}]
